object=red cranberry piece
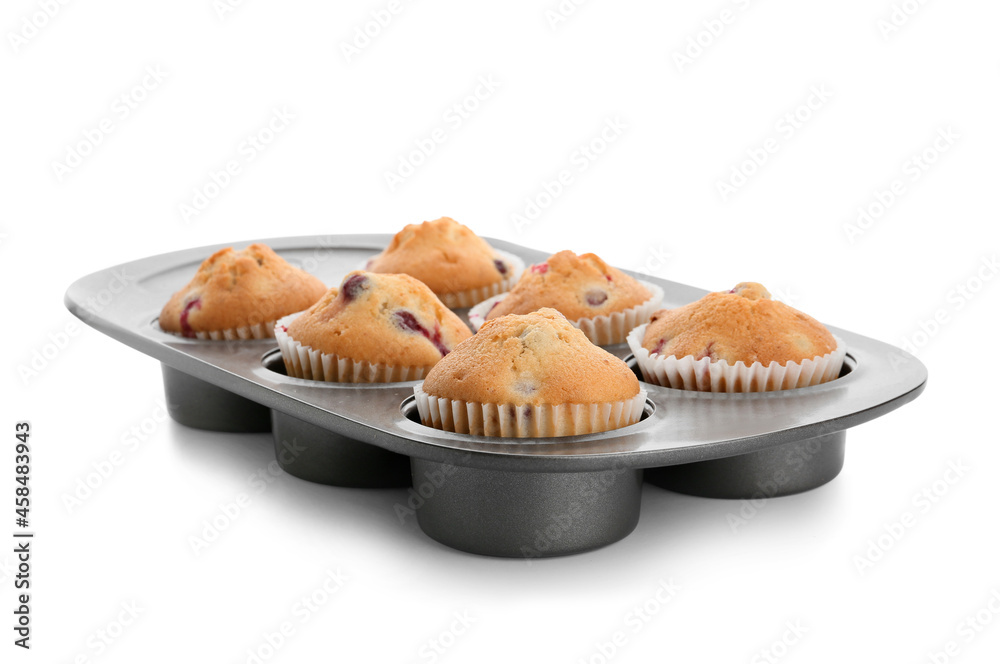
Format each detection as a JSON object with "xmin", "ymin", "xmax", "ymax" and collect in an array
[
  {"xmin": 428, "ymin": 330, "xmax": 449, "ymax": 356},
  {"xmin": 392, "ymin": 311, "xmax": 450, "ymax": 356},
  {"xmin": 393, "ymin": 310, "xmax": 421, "ymax": 333},
  {"xmin": 650, "ymin": 338, "xmax": 666, "ymax": 355},
  {"xmin": 530, "ymin": 263, "xmax": 548, "ymax": 275},
  {"xmin": 179, "ymin": 298, "xmax": 202, "ymax": 338},
  {"xmin": 695, "ymin": 341, "xmax": 716, "ymax": 361},
  {"xmin": 605, "ymin": 274, "xmax": 612, "ymax": 282},
  {"xmin": 585, "ymin": 290, "xmax": 608, "ymax": 307},
  {"xmin": 341, "ymin": 274, "xmax": 369, "ymax": 301},
  {"xmin": 493, "ymin": 259, "xmax": 508, "ymax": 276}
]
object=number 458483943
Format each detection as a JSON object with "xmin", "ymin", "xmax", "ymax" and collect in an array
[{"xmin": 15, "ymin": 422, "xmax": 30, "ymax": 528}]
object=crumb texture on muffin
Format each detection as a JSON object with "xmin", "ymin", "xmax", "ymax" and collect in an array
[
  {"xmin": 486, "ymin": 250, "xmax": 652, "ymax": 322},
  {"xmin": 641, "ymin": 282, "xmax": 837, "ymax": 366},
  {"xmin": 422, "ymin": 308, "xmax": 640, "ymax": 405},
  {"xmin": 366, "ymin": 217, "xmax": 511, "ymax": 296},
  {"xmin": 159, "ymin": 243, "xmax": 327, "ymax": 336},
  {"xmin": 285, "ymin": 271, "xmax": 472, "ymax": 368}
]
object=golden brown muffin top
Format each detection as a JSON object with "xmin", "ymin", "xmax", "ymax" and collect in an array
[
  {"xmin": 486, "ymin": 250, "xmax": 652, "ymax": 322},
  {"xmin": 422, "ymin": 308, "xmax": 640, "ymax": 405},
  {"xmin": 641, "ymin": 282, "xmax": 837, "ymax": 366},
  {"xmin": 285, "ymin": 271, "xmax": 472, "ymax": 368},
  {"xmin": 366, "ymin": 217, "xmax": 512, "ymax": 296},
  {"xmin": 160, "ymin": 243, "xmax": 326, "ymax": 336}
]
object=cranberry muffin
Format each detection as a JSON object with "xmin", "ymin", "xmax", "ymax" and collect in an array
[
  {"xmin": 365, "ymin": 217, "xmax": 523, "ymax": 308},
  {"xmin": 627, "ymin": 282, "xmax": 846, "ymax": 392},
  {"xmin": 276, "ymin": 271, "xmax": 472, "ymax": 383},
  {"xmin": 159, "ymin": 243, "xmax": 326, "ymax": 340},
  {"xmin": 470, "ymin": 250, "xmax": 662, "ymax": 346},
  {"xmin": 415, "ymin": 308, "xmax": 646, "ymax": 437}
]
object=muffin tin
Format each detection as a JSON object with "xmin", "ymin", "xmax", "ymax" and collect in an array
[{"xmin": 64, "ymin": 235, "xmax": 928, "ymax": 558}]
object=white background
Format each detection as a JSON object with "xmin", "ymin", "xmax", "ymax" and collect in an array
[{"xmin": 4, "ymin": 0, "xmax": 999, "ymax": 662}]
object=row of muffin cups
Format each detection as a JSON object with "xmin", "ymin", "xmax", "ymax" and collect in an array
[
  {"xmin": 160, "ymin": 260, "xmax": 850, "ymax": 492},
  {"xmin": 256, "ymin": 271, "xmax": 847, "ymax": 506},
  {"xmin": 272, "ymin": 284, "xmax": 846, "ymax": 435}
]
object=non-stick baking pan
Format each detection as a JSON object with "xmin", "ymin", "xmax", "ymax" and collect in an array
[{"xmin": 64, "ymin": 235, "xmax": 927, "ymax": 558}]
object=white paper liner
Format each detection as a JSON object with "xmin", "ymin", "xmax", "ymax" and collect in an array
[
  {"xmin": 274, "ymin": 313, "xmax": 431, "ymax": 383},
  {"xmin": 627, "ymin": 324, "xmax": 847, "ymax": 393},
  {"xmin": 361, "ymin": 249, "xmax": 525, "ymax": 309},
  {"xmin": 164, "ymin": 319, "xmax": 278, "ymax": 341},
  {"xmin": 468, "ymin": 281, "xmax": 664, "ymax": 346},
  {"xmin": 413, "ymin": 384, "xmax": 647, "ymax": 438}
]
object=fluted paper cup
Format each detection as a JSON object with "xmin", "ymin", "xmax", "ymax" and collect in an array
[
  {"xmin": 413, "ymin": 383, "xmax": 647, "ymax": 438},
  {"xmin": 275, "ymin": 313, "xmax": 431, "ymax": 383},
  {"xmin": 627, "ymin": 324, "xmax": 847, "ymax": 393},
  {"xmin": 165, "ymin": 320, "xmax": 278, "ymax": 341}
]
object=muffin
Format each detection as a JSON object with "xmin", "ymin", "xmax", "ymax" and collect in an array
[
  {"xmin": 415, "ymin": 308, "xmax": 647, "ymax": 437},
  {"xmin": 365, "ymin": 217, "xmax": 523, "ymax": 308},
  {"xmin": 160, "ymin": 243, "xmax": 326, "ymax": 340},
  {"xmin": 276, "ymin": 271, "xmax": 472, "ymax": 383},
  {"xmin": 627, "ymin": 282, "xmax": 846, "ymax": 392},
  {"xmin": 468, "ymin": 250, "xmax": 663, "ymax": 346}
]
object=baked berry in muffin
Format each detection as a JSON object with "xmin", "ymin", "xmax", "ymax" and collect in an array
[
  {"xmin": 628, "ymin": 282, "xmax": 845, "ymax": 392},
  {"xmin": 415, "ymin": 308, "xmax": 646, "ymax": 437},
  {"xmin": 365, "ymin": 217, "xmax": 522, "ymax": 308},
  {"xmin": 471, "ymin": 250, "xmax": 662, "ymax": 346},
  {"xmin": 276, "ymin": 271, "xmax": 472, "ymax": 382},
  {"xmin": 159, "ymin": 243, "xmax": 326, "ymax": 340}
]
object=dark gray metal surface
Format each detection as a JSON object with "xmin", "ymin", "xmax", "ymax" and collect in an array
[
  {"xmin": 645, "ymin": 431, "xmax": 846, "ymax": 499},
  {"xmin": 411, "ymin": 459, "xmax": 643, "ymax": 558},
  {"xmin": 271, "ymin": 410, "xmax": 410, "ymax": 488},
  {"xmin": 161, "ymin": 364, "xmax": 272, "ymax": 433}
]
